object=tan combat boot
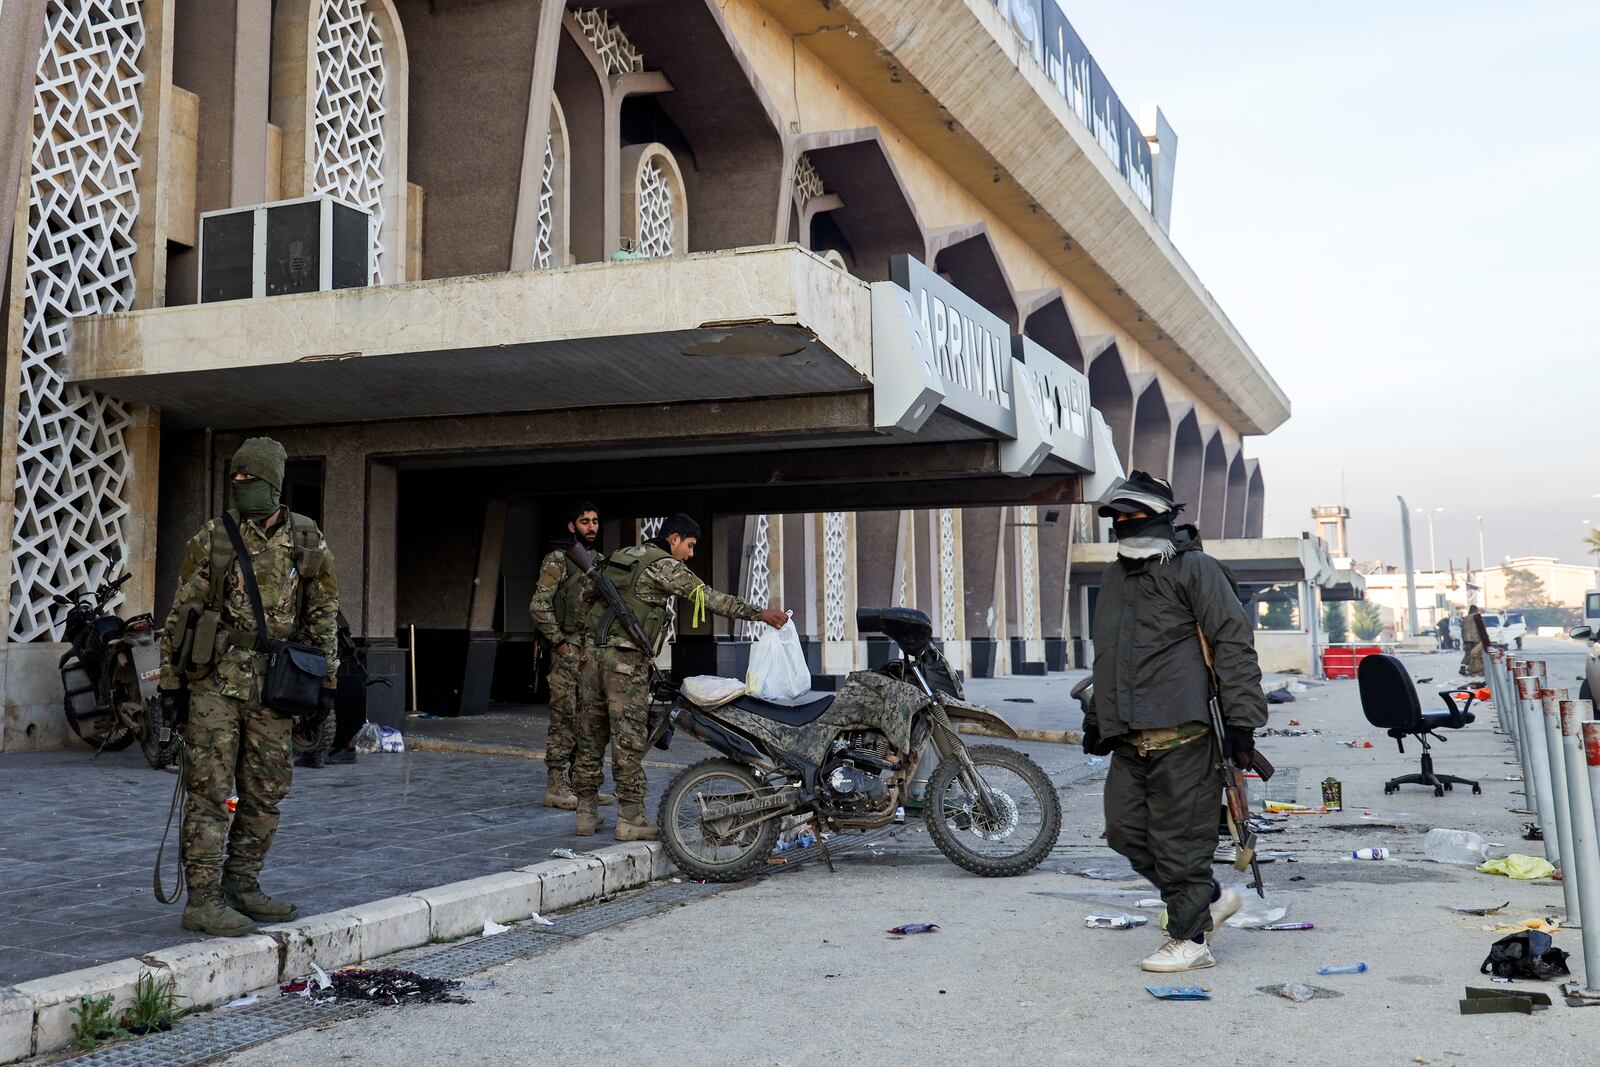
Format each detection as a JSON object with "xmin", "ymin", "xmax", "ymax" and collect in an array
[
  {"xmin": 182, "ymin": 885, "xmax": 257, "ymax": 937},
  {"xmin": 222, "ymin": 873, "xmax": 299, "ymax": 923},
  {"xmin": 614, "ymin": 801, "xmax": 659, "ymax": 842},
  {"xmin": 543, "ymin": 767, "xmax": 578, "ymax": 810},
  {"xmin": 575, "ymin": 795, "xmax": 601, "ymax": 836}
]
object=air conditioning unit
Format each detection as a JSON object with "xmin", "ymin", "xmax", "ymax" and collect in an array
[{"xmin": 198, "ymin": 195, "xmax": 371, "ymax": 303}]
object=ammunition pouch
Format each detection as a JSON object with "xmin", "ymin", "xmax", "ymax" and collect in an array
[{"xmin": 174, "ymin": 603, "xmax": 224, "ymax": 680}]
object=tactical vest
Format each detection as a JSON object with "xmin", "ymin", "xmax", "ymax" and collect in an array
[
  {"xmin": 180, "ymin": 510, "xmax": 325, "ymax": 677},
  {"xmin": 586, "ymin": 544, "xmax": 673, "ymax": 651},
  {"xmin": 552, "ymin": 553, "xmax": 596, "ymax": 633}
]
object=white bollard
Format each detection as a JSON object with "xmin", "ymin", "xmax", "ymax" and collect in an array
[
  {"xmin": 1542, "ymin": 693, "xmax": 1579, "ymax": 923},
  {"xmin": 1520, "ymin": 675, "xmax": 1560, "ymax": 863},
  {"xmin": 1563, "ymin": 704, "xmax": 1600, "ymax": 989}
]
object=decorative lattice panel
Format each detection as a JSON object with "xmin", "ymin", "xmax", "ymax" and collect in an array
[
  {"xmin": 573, "ymin": 8, "xmax": 643, "ymax": 76},
  {"xmin": 312, "ymin": 0, "xmax": 388, "ymax": 282},
  {"xmin": 740, "ymin": 515, "xmax": 771, "ymax": 640},
  {"xmin": 793, "ymin": 152, "xmax": 824, "ymax": 204},
  {"xmin": 8, "ymin": 0, "xmax": 145, "ymax": 643},
  {"xmin": 1018, "ymin": 506, "xmax": 1036, "ymax": 639},
  {"xmin": 637, "ymin": 517, "xmax": 676, "ymax": 646},
  {"xmin": 939, "ymin": 509, "xmax": 957, "ymax": 642},
  {"xmin": 636, "ymin": 157, "xmax": 675, "ymax": 258},
  {"xmin": 822, "ymin": 512, "xmax": 847, "ymax": 642},
  {"xmin": 534, "ymin": 131, "xmax": 555, "ymax": 270}
]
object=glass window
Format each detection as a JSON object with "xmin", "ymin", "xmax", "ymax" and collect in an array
[
  {"xmin": 1587, "ymin": 592, "xmax": 1600, "ymax": 618},
  {"xmin": 1239, "ymin": 582, "xmax": 1302, "ymax": 631}
]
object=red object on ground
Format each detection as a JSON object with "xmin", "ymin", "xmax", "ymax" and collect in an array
[{"xmin": 1321, "ymin": 645, "xmax": 1385, "ymax": 680}]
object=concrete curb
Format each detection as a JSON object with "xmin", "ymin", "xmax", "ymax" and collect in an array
[{"xmin": 0, "ymin": 842, "xmax": 674, "ymax": 1064}]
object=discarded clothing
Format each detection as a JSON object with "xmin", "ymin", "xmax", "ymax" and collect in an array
[{"xmin": 1477, "ymin": 855, "xmax": 1557, "ymax": 880}]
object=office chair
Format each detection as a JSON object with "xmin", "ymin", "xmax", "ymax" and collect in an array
[{"xmin": 1357, "ymin": 653, "xmax": 1483, "ymax": 797}]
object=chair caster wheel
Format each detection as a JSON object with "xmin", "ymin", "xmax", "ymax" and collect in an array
[
  {"xmin": 1443, "ymin": 782, "xmax": 1453, "ymax": 791},
  {"xmin": 1385, "ymin": 785, "xmax": 1397, "ymax": 794},
  {"xmin": 1434, "ymin": 788, "xmax": 1445, "ymax": 797},
  {"xmin": 1472, "ymin": 785, "xmax": 1483, "ymax": 794}
]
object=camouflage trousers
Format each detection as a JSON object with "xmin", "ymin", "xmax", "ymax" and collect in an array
[
  {"xmin": 181, "ymin": 686, "xmax": 293, "ymax": 888},
  {"xmin": 545, "ymin": 636, "xmax": 594, "ymax": 773},
  {"xmin": 571, "ymin": 646, "xmax": 651, "ymax": 804}
]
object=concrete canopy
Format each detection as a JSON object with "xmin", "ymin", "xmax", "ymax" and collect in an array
[
  {"xmin": 1019, "ymin": 289, "xmax": 1086, "ymax": 372},
  {"xmin": 1245, "ymin": 459, "xmax": 1265, "ymax": 538},
  {"xmin": 71, "ymin": 246, "xmax": 874, "ymax": 429},
  {"xmin": 1085, "ymin": 339, "xmax": 1132, "ymax": 471},
  {"xmin": 927, "ymin": 222, "xmax": 1018, "ymax": 332}
]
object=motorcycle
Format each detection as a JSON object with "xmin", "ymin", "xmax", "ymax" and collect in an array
[
  {"xmin": 652, "ymin": 606, "xmax": 1062, "ymax": 882},
  {"xmin": 55, "ymin": 548, "xmax": 177, "ymax": 769}
]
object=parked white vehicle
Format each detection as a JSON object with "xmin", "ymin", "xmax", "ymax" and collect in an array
[{"xmin": 1480, "ymin": 612, "xmax": 1527, "ymax": 649}]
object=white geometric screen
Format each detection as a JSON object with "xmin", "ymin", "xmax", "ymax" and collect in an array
[
  {"xmin": 939, "ymin": 509, "xmax": 958, "ymax": 642},
  {"xmin": 1018, "ymin": 506, "xmax": 1037, "ymax": 639},
  {"xmin": 739, "ymin": 515, "xmax": 771, "ymax": 640},
  {"xmin": 822, "ymin": 512, "xmax": 847, "ymax": 642},
  {"xmin": 793, "ymin": 152, "xmax": 824, "ymax": 204},
  {"xmin": 573, "ymin": 8, "xmax": 643, "ymax": 76},
  {"xmin": 534, "ymin": 131, "xmax": 555, "ymax": 270},
  {"xmin": 8, "ymin": 0, "xmax": 145, "ymax": 643},
  {"xmin": 636, "ymin": 157, "xmax": 675, "ymax": 258},
  {"xmin": 312, "ymin": 0, "xmax": 388, "ymax": 282}
]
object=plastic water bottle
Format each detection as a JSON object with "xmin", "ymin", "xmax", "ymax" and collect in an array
[
  {"xmin": 1316, "ymin": 963, "xmax": 1369, "ymax": 975},
  {"xmin": 1351, "ymin": 847, "xmax": 1389, "ymax": 860},
  {"xmin": 1422, "ymin": 828, "xmax": 1490, "ymax": 865}
]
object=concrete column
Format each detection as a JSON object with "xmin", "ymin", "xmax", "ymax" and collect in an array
[
  {"xmin": 131, "ymin": 0, "xmax": 177, "ymax": 309},
  {"xmin": 364, "ymin": 460, "xmax": 399, "ymax": 640},
  {"xmin": 320, "ymin": 446, "xmax": 368, "ymax": 633},
  {"xmin": 121, "ymin": 407, "xmax": 163, "ymax": 619},
  {"xmin": 814, "ymin": 512, "xmax": 860, "ymax": 678},
  {"xmin": 0, "ymin": 0, "xmax": 46, "ymax": 270},
  {"xmin": 961, "ymin": 507, "xmax": 1004, "ymax": 676}
]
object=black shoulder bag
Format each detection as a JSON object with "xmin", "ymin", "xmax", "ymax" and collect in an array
[{"xmin": 222, "ymin": 513, "xmax": 327, "ymax": 717}]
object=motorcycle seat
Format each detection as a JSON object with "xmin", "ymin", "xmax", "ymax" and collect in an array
[{"xmin": 729, "ymin": 693, "xmax": 835, "ymax": 725}]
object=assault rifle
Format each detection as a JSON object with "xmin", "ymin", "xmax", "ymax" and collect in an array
[
  {"xmin": 1198, "ymin": 629, "xmax": 1274, "ymax": 899},
  {"xmin": 565, "ymin": 542, "xmax": 653, "ymax": 652}
]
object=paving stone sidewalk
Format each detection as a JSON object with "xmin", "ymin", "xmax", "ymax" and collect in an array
[
  {"xmin": 0, "ymin": 673, "xmax": 1095, "ymax": 987},
  {"xmin": 0, "ymin": 730, "xmax": 670, "ymax": 986}
]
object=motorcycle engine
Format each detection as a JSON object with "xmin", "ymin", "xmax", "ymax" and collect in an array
[{"xmin": 819, "ymin": 731, "xmax": 893, "ymax": 813}]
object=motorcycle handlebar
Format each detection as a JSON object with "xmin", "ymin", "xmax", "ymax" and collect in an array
[{"xmin": 112, "ymin": 573, "xmax": 132, "ymax": 588}]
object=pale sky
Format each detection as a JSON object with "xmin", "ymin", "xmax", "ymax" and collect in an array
[{"xmin": 1061, "ymin": 1, "xmax": 1600, "ymax": 571}]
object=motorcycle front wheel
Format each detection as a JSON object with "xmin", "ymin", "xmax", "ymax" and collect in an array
[
  {"xmin": 658, "ymin": 758, "xmax": 784, "ymax": 883},
  {"xmin": 924, "ymin": 744, "xmax": 1061, "ymax": 877}
]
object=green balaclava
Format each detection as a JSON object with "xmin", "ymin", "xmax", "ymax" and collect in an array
[{"xmin": 229, "ymin": 437, "xmax": 287, "ymax": 522}]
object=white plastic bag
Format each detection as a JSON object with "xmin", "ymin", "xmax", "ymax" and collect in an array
[
  {"xmin": 745, "ymin": 619, "xmax": 809, "ymax": 701},
  {"xmin": 378, "ymin": 726, "xmax": 405, "ymax": 753},
  {"xmin": 353, "ymin": 721, "xmax": 383, "ymax": 753}
]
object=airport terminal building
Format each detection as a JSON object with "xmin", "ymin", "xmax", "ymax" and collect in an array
[{"xmin": 0, "ymin": 0, "xmax": 1289, "ymax": 747}]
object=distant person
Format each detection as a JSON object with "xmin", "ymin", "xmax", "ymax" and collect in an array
[
  {"xmin": 1083, "ymin": 472, "xmax": 1267, "ymax": 974},
  {"xmin": 1460, "ymin": 605, "xmax": 1486, "ymax": 677},
  {"xmin": 1436, "ymin": 617, "xmax": 1452, "ymax": 651}
]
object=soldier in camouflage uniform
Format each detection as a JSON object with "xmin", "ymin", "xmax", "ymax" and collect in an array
[
  {"xmin": 573, "ymin": 512, "xmax": 788, "ymax": 839},
  {"xmin": 528, "ymin": 501, "xmax": 612, "ymax": 809},
  {"xmin": 157, "ymin": 438, "xmax": 339, "ymax": 937}
]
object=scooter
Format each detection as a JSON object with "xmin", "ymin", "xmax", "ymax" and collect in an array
[{"xmin": 55, "ymin": 548, "xmax": 176, "ymax": 769}]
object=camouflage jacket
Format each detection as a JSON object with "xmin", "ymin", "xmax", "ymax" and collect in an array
[
  {"xmin": 528, "ymin": 546, "xmax": 600, "ymax": 646},
  {"xmin": 159, "ymin": 511, "xmax": 340, "ymax": 699},
  {"xmin": 605, "ymin": 553, "xmax": 762, "ymax": 653}
]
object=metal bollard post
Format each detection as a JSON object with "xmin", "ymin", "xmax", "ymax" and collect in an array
[
  {"xmin": 1563, "ymin": 705, "xmax": 1600, "ymax": 993},
  {"xmin": 1520, "ymin": 675, "xmax": 1559, "ymax": 863},
  {"xmin": 1542, "ymin": 692, "xmax": 1579, "ymax": 923}
]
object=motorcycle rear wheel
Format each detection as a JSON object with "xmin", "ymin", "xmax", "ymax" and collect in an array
[
  {"xmin": 924, "ymin": 744, "xmax": 1060, "ymax": 877},
  {"xmin": 658, "ymin": 758, "xmax": 784, "ymax": 883},
  {"xmin": 138, "ymin": 698, "xmax": 180, "ymax": 770}
]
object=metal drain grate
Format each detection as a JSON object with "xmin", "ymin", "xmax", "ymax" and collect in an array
[{"xmin": 63, "ymin": 997, "xmax": 361, "ymax": 1067}]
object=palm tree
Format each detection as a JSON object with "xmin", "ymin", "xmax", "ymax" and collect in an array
[{"xmin": 1585, "ymin": 527, "xmax": 1600, "ymax": 565}]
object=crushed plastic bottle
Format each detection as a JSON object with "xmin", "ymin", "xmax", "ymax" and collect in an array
[
  {"xmin": 1316, "ymin": 963, "xmax": 1368, "ymax": 975},
  {"xmin": 1224, "ymin": 887, "xmax": 1289, "ymax": 929},
  {"xmin": 1085, "ymin": 753, "xmax": 1111, "ymax": 772},
  {"xmin": 1084, "ymin": 914, "xmax": 1150, "ymax": 929},
  {"xmin": 1423, "ymin": 828, "xmax": 1491, "ymax": 865},
  {"xmin": 1277, "ymin": 981, "xmax": 1315, "ymax": 1002},
  {"xmin": 1351, "ymin": 847, "xmax": 1389, "ymax": 860}
]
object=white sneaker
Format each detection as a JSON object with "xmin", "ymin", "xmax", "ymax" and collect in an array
[
  {"xmin": 1207, "ymin": 887, "xmax": 1243, "ymax": 943},
  {"xmin": 1139, "ymin": 938, "xmax": 1217, "ymax": 973}
]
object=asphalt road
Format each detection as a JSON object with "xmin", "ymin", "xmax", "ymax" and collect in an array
[{"xmin": 221, "ymin": 640, "xmax": 1600, "ymax": 1067}]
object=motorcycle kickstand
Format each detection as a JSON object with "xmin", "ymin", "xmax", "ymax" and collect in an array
[{"xmin": 815, "ymin": 827, "xmax": 836, "ymax": 874}]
